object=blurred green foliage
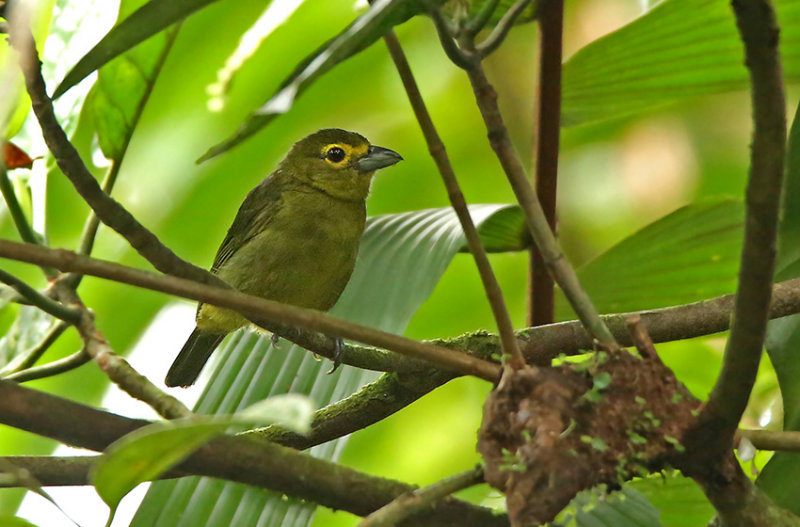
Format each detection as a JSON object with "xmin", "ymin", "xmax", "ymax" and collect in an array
[{"xmin": 0, "ymin": 0, "xmax": 798, "ymax": 524}]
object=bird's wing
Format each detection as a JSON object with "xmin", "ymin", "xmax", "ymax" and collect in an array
[{"xmin": 211, "ymin": 174, "xmax": 285, "ymax": 273}]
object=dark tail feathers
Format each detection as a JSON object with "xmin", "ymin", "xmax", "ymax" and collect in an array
[{"xmin": 165, "ymin": 328, "xmax": 225, "ymax": 387}]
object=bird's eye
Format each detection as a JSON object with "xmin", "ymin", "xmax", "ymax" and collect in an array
[{"xmin": 325, "ymin": 146, "xmax": 347, "ymax": 163}]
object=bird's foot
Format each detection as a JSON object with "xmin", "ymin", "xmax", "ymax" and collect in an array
[
  {"xmin": 326, "ymin": 338, "xmax": 345, "ymax": 374},
  {"xmin": 270, "ymin": 333, "xmax": 281, "ymax": 348}
]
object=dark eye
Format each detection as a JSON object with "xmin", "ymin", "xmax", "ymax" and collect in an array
[{"xmin": 326, "ymin": 147, "xmax": 346, "ymax": 163}]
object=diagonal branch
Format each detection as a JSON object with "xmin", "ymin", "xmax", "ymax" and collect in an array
[
  {"xmin": 8, "ymin": 26, "xmax": 219, "ymax": 287},
  {"xmin": 381, "ymin": 30, "xmax": 525, "ymax": 368},
  {"xmin": 0, "ymin": 240, "xmax": 503, "ymax": 381},
  {"xmin": 697, "ymin": 0, "xmax": 786, "ymax": 455}
]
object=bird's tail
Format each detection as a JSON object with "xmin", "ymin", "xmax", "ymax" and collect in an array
[{"xmin": 165, "ymin": 328, "xmax": 225, "ymax": 387}]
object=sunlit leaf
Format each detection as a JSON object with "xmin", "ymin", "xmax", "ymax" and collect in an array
[
  {"xmin": 561, "ymin": 0, "xmax": 800, "ymax": 126},
  {"xmin": 0, "ymin": 307, "xmax": 54, "ymax": 371},
  {"xmin": 198, "ymin": 0, "xmax": 443, "ymax": 161},
  {"xmin": 53, "ymin": 0, "xmax": 221, "ymax": 98},
  {"xmin": 131, "ymin": 204, "xmax": 516, "ymax": 527},
  {"xmin": 87, "ymin": 0, "xmax": 179, "ymax": 160},
  {"xmin": 92, "ymin": 394, "xmax": 313, "ymax": 514},
  {"xmin": 560, "ymin": 485, "xmax": 661, "ymax": 526},
  {"xmin": 564, "ymin": 199, "xmax": 743, "ymax": 318}
]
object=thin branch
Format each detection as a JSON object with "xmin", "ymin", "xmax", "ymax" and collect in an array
[
  {"xmin": 0, "ymin": 240, "xmax": 503, "ymax": 381},
  {"xmin": 359, "ymin": 466, "xmax": 485, "ymax": 527},
  {"xmin": 0, "ymin": 165, "xmax": 38, "ymax": 246},
  {"xmin": 428, "ymin": 7, "xmax": 477, "ymax": 69},
  {"xmin": 699, "ymin": 0, "xmax": 786, "ymax": 452},
  {"xmin": 463, "ymin": 0, "xmax": 502, "ymax": 36},
  {"xmin": 475, "ymin": 0, "xmax": 534, "ymax": 57},
  {"xmin": 0, "ymin": 320, "xmax": 69, "ymax": 374},
  {"xmin": 0, "ymin": 268, "xmax": 80, "ymax": 324},
  {"xmin": 0, "ymin": 380, "xmax": 507, "ymax": 526},
  {"xmin": 737, "ymin": 429, "xmax": 800, "ymax": 453},
  {"xmin": 8, "ymin": 27, "xmax": 220, "ymax": 288},
  {"xmin": 3, "ymin": 348, "xmax": 89, "ymax": 382},
  {"xmin": 381, "ymin": 30, "xmax": 524, "ymax": 368},
  {"xmin": 529, "ymin": 0, "xmax": 563, "ymax": 326},
  {"xmin": 0, "ymin": 165, "xmax": 57, "ymax": 278},
  {"xmin": 461, "ymin": 59, "xmax": 619, "ymax": 352}
]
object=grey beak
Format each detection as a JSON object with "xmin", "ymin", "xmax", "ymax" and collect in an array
[{"xmin": 358, "ymin": 145, "xmax": 403, "ymax": 173}]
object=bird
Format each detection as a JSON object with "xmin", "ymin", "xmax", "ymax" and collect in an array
[{"xmin": 165, "ymin": 129, "xmax": 402, "ymax": 387}]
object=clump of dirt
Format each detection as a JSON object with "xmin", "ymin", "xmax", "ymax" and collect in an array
[{"xmin": 478, "ymin": 350, "xmax": 700, "ymax": 525}]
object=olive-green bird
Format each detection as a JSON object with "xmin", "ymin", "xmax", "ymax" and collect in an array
[{"xmin": 166, "ymin": 129, "xmax": 402, "ymax": 387}]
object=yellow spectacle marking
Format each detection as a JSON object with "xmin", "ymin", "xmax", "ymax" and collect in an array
[{"xmin": 321, "ymin": 142, "xmax": 369, "ymax": 167}]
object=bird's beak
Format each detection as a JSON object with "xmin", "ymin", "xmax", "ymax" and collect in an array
[{"xmin": 358, "ymin": 145, "xmax": 403, "ymax": 173}]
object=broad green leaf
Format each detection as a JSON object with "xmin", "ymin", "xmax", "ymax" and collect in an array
[
  {"xmin": 88, "ymin": 0, "xmax": 179, "ymax": 160},
  {"xmin": 564, "ymin": 199, "xmax": 743, "ymax": 318},
  {"xmin": 92, "ymin": 394, "xmax": 313, "ymax": 514},
  {"xmin": 562, "ymin": 485, "xmax": 661, "ymax": 527},
  {"xmin": 53, "ymin": 0, "xmax": 220, "ymax": 98},
  {"xmin": 756, "ymin": 101, "xmax": 800, "ymax": 511},
  {"xmin": 630, "ymin": 473, "xmax": 713, "ymax": 526},
  {"xmin": 561, "ymin": 0, "xmax": 800, "ymax": 127},
  {"xmin": 131, "ymin": 204, "xmax": 514, "ymax": 527},
  {"xmin": 198, "ymin": 0, "xmax": 443, "ymax": 161}
]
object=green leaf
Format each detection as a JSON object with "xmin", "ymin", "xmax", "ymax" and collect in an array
[
  {"xmin": 130, "ymin": 204, "xmax": 516, "ymax": 527},
  {"xmin": 87, "ymin": 0, "xmax": 179, "ymax": 160},
  {"xmin": 564, "ymin": 199, "xmax": 743, "ymax": 317},
  {"xmin": 630, "ymin": 472, "xmax": 713, "ymax": 526},
  {"xmin": 561, "ymin": 0, "xmax": 800, "ymax": 127},
  {"xmin": 92, "ymin": 394, "xmax": 313, "ymax": 514},
  {"xmin": 53, "ymin": 0, "xmax": 220, "ymax": 98},
  {"xmin": 198, "ymin": 0, "xmax": 441, "ymax": 161}
]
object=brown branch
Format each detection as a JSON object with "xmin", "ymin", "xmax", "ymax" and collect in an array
[
  {"xmin": 0, "ymin": 240, "xmax": 503, "ymax": 381},
  {"xmin": 0, "ymin": 380, "xmax": 507, "ymax": 526},
  {"xmin": 529, "ymin": 0, "xmax": 563, "ymax": 327},
  {"xmin": 738, "ymin": 429, "xmax": 800, "ymax": 453},
  {"xmin": 8, "ymin": 26, "xmax": 219, "ymax": 287},
  {"xmin": 359, "ymin": 466, "xmax": 485, "ymax": 527},
  {"xmin": 462, "ymin": 58, "xmax": 618, "ymax": 351},
  {"xmin": 381, "ymin": 30, "xmax": 524, "ymax": 368},
  {"xmin": 698, "ymin": 0, "xmax": 786, "ymax": 455}
]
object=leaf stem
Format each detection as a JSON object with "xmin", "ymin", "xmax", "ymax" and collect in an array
[{"xmin": 0, "ymin": 268, "xmax": 80, "ymax": 324}]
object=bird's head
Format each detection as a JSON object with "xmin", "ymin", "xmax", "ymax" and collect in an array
[{"xmin": 281, "ymin": 129, "xmax": 402, "ymax": 201}]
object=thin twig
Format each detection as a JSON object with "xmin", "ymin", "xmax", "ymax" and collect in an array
[
  {"xmin": 463, "ymin": 0, "xmax": 502, "ymax": 36},
  {"xmin": 461, "ymin": 58, "xmax": 618, "ymax": 352},
  {"xmin": 0, "ymin": 320, "xmax": 69, "ymax": 374},
  {"xmin": 0, "ymin": 240, "xmax": 503, "ymax": 382},
  {"xmin": 8, "ymin": 27, "xmax": 220, "ymax": 287},
  {"xmin": 698, "ymin": 0, "xmax": 786, "ymax": 453},
  {"xmin": 382, "ymin": 30, "xmax": 525, "ymax": 368},
  {"xmin": 0, "ymin": 268, "xmax": 80, "ymax": 324},
  {"xmin": 358, "ymin": 466, "xmax": 485, "ymax": 527},
  {"xmin": 4, "ymin": 348, "xmax": 90, "ymax": 382},
  {"xmin": 428, "ymin": 7, "xmax": 477, "ymax": 69},
  {"xmin": 529, "ymin": 0, "xmax": 563, "ymax": 326},
  {"xmin": 737, "ymin": 429, "xmax": 800, "ymax": 452},
  {"xmin": 0, "ymin": 165, "xmax": 57, "ymax": 279},
  {"xmin": 475, "ymin": 0, "xmax": 534, "ymax": 57}
]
